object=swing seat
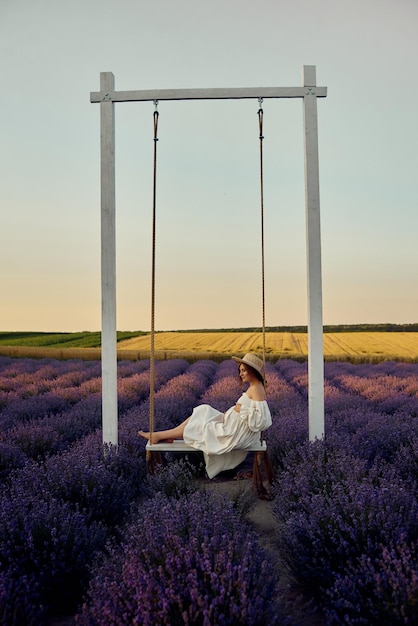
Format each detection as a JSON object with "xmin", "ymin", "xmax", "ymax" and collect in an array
[
  {"xmin": 145, "ymin": 439, "xmax": 274, "ymax": 500},
  {"xmin": 145, "ymin": 439, "xmax": 267, "ymax": 453}
]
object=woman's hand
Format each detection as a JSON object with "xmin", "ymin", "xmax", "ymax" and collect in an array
[{"xmin": 234, "ymin": 402, "xmax": 241, "ymax": 413}]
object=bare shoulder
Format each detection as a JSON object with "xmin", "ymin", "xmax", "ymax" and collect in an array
[{"xmin": 247, "ymin": 382, "xmax": 266, "ymax": 402}]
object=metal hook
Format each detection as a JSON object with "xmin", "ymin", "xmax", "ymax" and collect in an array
[
  {"xmin": 153, "ymin": 99, "xmax": 159, "ymax": 110},
  {"xmin": 258, "ymin": 97, "xmax": 263, "ymax": 107}
]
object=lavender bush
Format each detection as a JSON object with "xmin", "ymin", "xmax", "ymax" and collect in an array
[
  {"xmin": 0, "ymin": 487, "xmax": 106, "ymax": 625},
  {"xmin": 77, "ymin": 490, "xmax": 283, "ymax": 626},
  {"xmin": 6, "ymin": 433, "xmax": 146, "ymax": 530},
  {"xmin": 264, "ymin": 363, "xmax": 308, "ymax": 465},
  {"xmin": 325, "ymin": 539, "xmax": 418, "ymax": 625},
  {"xmin": 0, "ymin": 441, "xmax": 27, "ymax": 480},
  {"xmin": 273, "ymin": 442, "xmax": 418, "ymax": 588},
  {"xmin": 145, "ymin": 457, "xmax": 202, "ymax": 499}
]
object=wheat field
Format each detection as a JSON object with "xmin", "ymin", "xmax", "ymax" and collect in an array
[
  {"xmin": 117, "ymin": 331, "xmax": 418, "ymax": 361},
  {"xmin": 1, "ymin": 331, "xmax": 416, "ymax": 362}
]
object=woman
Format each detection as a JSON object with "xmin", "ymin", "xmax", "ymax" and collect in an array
[{"xmin": 138, "ymin": 353, "xmax": 272, "ymax": 478}]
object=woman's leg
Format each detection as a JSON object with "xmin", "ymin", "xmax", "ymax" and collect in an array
[{"xmin": 138, "ymin": 417, "xmax": 190, "ymax": 444}]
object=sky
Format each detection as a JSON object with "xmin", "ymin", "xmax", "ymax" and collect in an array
[{"xmin": 1, "ymin": 0, "xmax": 417, "ymax": 332}]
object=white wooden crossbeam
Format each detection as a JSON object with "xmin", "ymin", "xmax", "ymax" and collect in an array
[
  {"xmin": 145, "ymin": 439, "xmax": 267, "ymax": 453},
  {"xmin": 91, "ymin": 85, "xmax": 327, "ymax": 103}
]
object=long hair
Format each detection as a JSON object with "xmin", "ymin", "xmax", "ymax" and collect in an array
[{"xmin": 237, "ymin": 364, "xmax": 266, "ymax": 388}]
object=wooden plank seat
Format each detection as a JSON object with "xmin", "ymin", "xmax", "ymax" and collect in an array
[
  {"xmin": 146, "ymin": 439, "xmax": 267, "ymax": 453},
  {"xmin": 146, "ymin": 439, "xmax": 274, "ymax": 500}
]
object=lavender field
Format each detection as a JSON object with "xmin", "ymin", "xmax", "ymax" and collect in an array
[{"xmin": 0, "ymin": 356, "xmax": 418, "ymax": 624}]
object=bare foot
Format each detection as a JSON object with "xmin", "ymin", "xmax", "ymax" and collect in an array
[{"xmin": 138, "ymin": 431, "xmax": 174, "ymax": 444}]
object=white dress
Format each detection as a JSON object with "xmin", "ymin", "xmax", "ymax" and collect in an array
[{"xmin": 183, "ymin": 392, "xmax": 272, "ymax": 479}]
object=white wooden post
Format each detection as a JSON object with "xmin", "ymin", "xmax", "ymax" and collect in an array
[
  {"xmin": 303, "ymin": 65, "xmax": 325, "ymax": 440},
  {"xmin": 100, "ymin": 72, "xmax": 118, "ymax": 447}
]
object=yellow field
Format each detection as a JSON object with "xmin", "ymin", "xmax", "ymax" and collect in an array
[
  {"xmin": 117, "ymin": 331, "xmax": 418, "ymax": 362},
  {"xmin": 1, "ymin": 332, "xmax": 416, "ymax": 362}
]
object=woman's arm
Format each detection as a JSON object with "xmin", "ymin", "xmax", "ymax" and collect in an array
[{"xmin": 241, "ymin": 402, "xmax": 272, "ymax": 432}]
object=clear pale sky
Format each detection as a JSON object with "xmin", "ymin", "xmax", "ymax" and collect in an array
[{"xmin": 1, "ymin": 0, "xmax": 417, "ymax": 332}]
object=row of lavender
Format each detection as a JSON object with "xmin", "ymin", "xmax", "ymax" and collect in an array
[
  {"xmin": 273, "ymin": 359, "xmax": 418, "ymax": 625},
  {"xmin": 1, "ymin": 356, "xmax": 418, "ymax": 623}
]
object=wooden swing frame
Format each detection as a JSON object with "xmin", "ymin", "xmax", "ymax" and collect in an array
[{"xmin": 90, "ymin": 67, "xmax": 327, "ymax": 484}]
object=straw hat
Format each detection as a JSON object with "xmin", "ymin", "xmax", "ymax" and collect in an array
[{"xmin": 231, "ymin": 353, "xmax": 265, "ymax": 378}]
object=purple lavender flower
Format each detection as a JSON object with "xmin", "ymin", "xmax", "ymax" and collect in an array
[
  {"xmin": 77, "ymin": 490, "xmax": 283, "ymax": 625},
  {"xmin": 0, "ymin": 487, "xmax": 105, "ymax": 624}
]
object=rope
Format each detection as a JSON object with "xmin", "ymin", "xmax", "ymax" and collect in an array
[
  {"xmin": 148, "ymin": 99, "xmax": 266, "ymax": 450},
  {"xmin": 258, "ymin": 98, "xmax": 267, "ymax": 383},
  {"xmin": 149, "ymin": 101, "xmax": 159, "ymax": 447}
]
